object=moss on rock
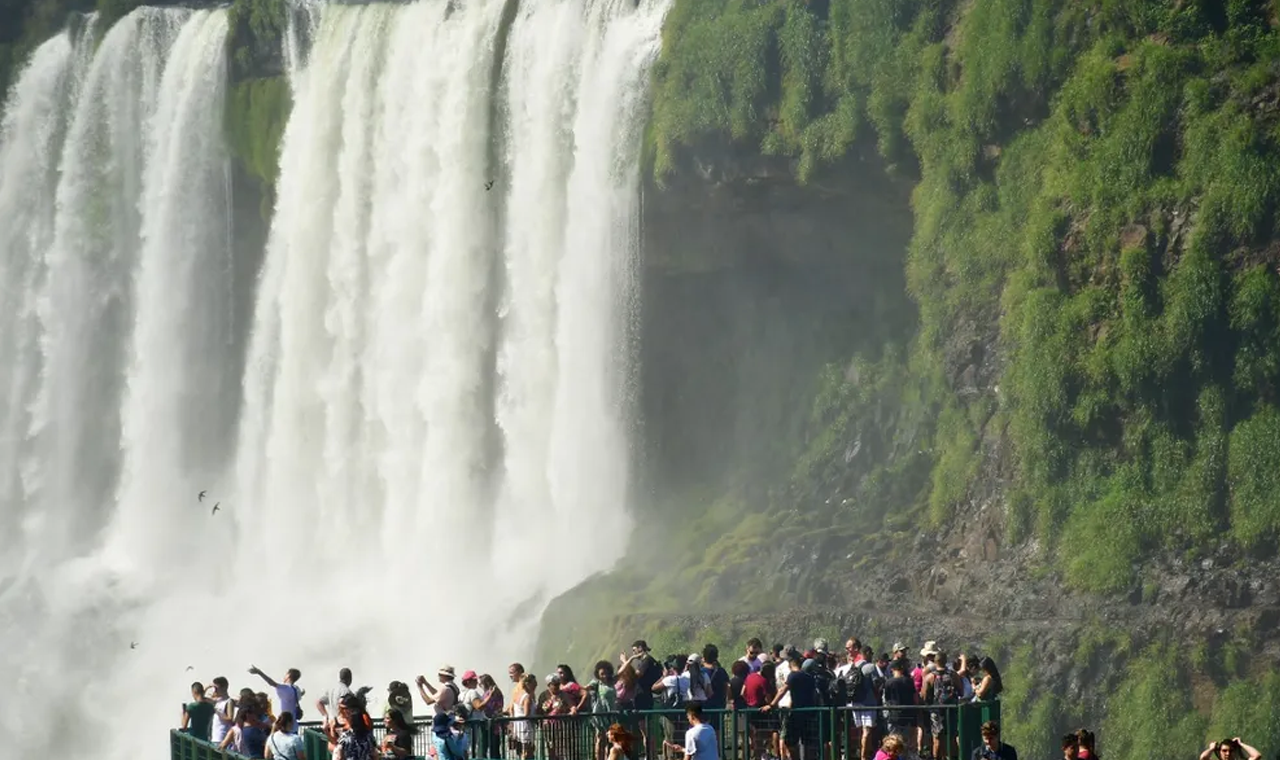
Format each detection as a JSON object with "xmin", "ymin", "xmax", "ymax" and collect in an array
[
  {"xmin": 646, "ymin": 0, "xmax": 1280, "ymax": 595},
  {"xmin": 225, "ymin": 75, "xmax": 289, "ymax": 215}
]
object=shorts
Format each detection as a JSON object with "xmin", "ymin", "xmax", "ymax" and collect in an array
[
  {"xmin": 850, "ymin": 709, "xmax": 876, "ymax": 729},
  {"xmin": 929, "ymin": 711, "xmax": 947, "ymax": 736},
  {"xmin": 781, "ymin": 713, "xmax": 815, "ymax": 745}
]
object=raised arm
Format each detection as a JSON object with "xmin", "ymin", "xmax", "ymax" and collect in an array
[
  {"xmin": 1235, "ymin": 739, "xmax": 1261, "ymax": 760},
  {"xmin": 417, "ymin": 676, "xmax": 438, "ymax": 705},
  {"xmin": 250, "ymin": 665, "xmax": 280, "ymax": 688},
  {"xmin": 1199, "ymin": 742, "xmax": 1217, "ymax": 760}
]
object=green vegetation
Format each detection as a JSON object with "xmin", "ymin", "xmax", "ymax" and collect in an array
[
  {"xmin": 226, "ymin": 75, "xmax": 290, "ymax": 211},
  {"xmin": 649, "ymin": 0, "xmax": 1280, "ymax": 595},
  {"xmin": 224, "ymin": 0, "xmax": 290, "ymax": 211}
]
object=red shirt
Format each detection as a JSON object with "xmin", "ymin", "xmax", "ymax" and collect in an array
[{"xmin": 742, "ymin": 672, "xmax": 769, "ymax": 707}]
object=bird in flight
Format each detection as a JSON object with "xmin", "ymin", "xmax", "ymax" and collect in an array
[
  {"xmin": 130, "ymin": 642, "xmax": 138, "ymax": 650},
  {"xmin": 211, "ymin": 502, "xmax": 220, "ymax": 515},
  {"xmin": 185, "ymin": 666, "xmax": 194, "ymax": 671},
  {"xmin": 484, "ymin": 180, "xmax": 494, "ymax": 191},
  {"xmin": 198, "ymin": 490, "xmax": 206, "ymax": 502}
]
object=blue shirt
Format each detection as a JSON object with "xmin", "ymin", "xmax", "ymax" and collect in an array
[
  {"xmin": 685, "ymin": 722, "xmax": 718, "ymax": 760},
  {"xmin": 433, "ymin": 731, "xmax": 470, "ymax": 760},
  {"xmin": 240, "ymin": 725, "xmax": 267, "ymax": 758}
]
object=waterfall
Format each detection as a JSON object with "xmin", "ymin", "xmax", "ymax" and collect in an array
[{"xmin": 0, "ymin": 0, "xmax": 670, "ymax": 757}]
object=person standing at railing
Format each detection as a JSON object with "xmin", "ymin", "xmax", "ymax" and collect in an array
[
  {"xmin": 386, "ymin": 681, "xmax": 414, "ymax": 724},
  {"xmin": 381, "ymin": 709, "xmax": 416, "ymax": 759},
  {"xmin": 588, "ymin": 661, "xmax": 619, "ymax": 760},
  {"xmin": 249, "ymin": 665, "xmax": 305, "ymax": 728},
  {"xmin": 662, "ymin": 703, "xmax": 720, "ymax": 760},
  {"xmin": 510, "ymin": 673, "xmax": 537, "ymax": 760},
  {"xmin": 458, "ymin": 671, "xmax": 485, "ymax": 717},
  {"xmin": 181, "ymin": 681, "xmax": 215, "ymax": 742},
  {"xmin": 625, "ymin": 641, "xmax": 662, "ymax": 760},
  {"xmin": 220, "ymin": 705, "xmax": 268, "ymax": 758},
  {"xmin": 417, "ymin": 666, "xmax": 461, "ymax": 716},
  {"xmin": 318, "ymin": 669, "xmax": 354, "ymax": 729},
  {"xmin": 208, "ymin": 676, "xmax": 236, "ymax": 747},
  {"xmin": 265, "ymin": 713, "xmax": 307, "ymax": 760},
  {"xmin": 327, "ymin": 693, "xmax": 378, "ymax": 760},
  {"xmin": 739, "ymin": 639, "xmax": 765, "ymax": 674},
  {"xmin": 762, "ymin": 654, "xmax": 818, "ymax": 760},
  {"xmin": 881, "ymin": 660, "xmax": 918, "ymax": 753}
]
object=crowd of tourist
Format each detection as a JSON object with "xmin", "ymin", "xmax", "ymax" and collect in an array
[{"xmin": 172, "ymin": 634, "xmax": 1263, "ymax": 760}]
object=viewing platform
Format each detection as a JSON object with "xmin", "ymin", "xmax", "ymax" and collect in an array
[{"xmin": 170, "ymin": 701, "xmax": 1002, "ymax": 760}]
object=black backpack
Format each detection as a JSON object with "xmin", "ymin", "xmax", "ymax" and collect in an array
[
  {"xmin": 932, "ymin": 669, "xmax": 957, "ymax": 705},
  {"xmin": 828, "ymin": 672, "xmax": 849, "ymax": 706},
  {"xmin": 844, "ymin": 664, "xmax": 868, "ymax": 703},
  {"xmin": 810, "ymin": 664, "xmax": 834, "ymax": 706}
]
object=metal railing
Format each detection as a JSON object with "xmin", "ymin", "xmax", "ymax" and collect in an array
[
  {"xmin": 170, "ymin": 730, "xmax": 257, "ymax": 760},
  {"xmin": 179, "ymin": 701, "xmax": 1002, "ymax": 760}
]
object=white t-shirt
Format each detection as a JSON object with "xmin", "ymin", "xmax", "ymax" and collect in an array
[
  {"xmin": 460, "ymin": 686, "xmax": 485, "ymax": 715},
  {"xmin": 274, "ymin": 683, "xmax": 303, "ymax": 722},
  {"xmin": 739, "ymin": 655, "xmax": 763, "ymax": 673},
  {"xmin": 775, "ymin": 666, "xmax": 792, "ymax": 708},
  {"xmin": 685, "ymin": 722, "xmax": 719, "ymax": 760},
  {"xmin": 267, "ymin": 730, "xmax": 305, "ymax": 760},
  {"xmin": 211, "ymin": 697, "xmax": 234, "ymax": 744},
  {"xmin": 661, "ymin": 673, "xmax": 690, "ymax": 703}
]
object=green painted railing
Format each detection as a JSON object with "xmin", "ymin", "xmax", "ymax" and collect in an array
[
  {"xmin": 170, "ymin": 730, "xmax": 256, "ymax": 760},
  {"xmin": 228, "ymin": 701, "xmax": 1001, "ymax": 760}
]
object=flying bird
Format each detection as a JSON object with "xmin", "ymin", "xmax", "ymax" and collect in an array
[
  {"xmin": 211, "ymin": 502, "xmax": 220, "ymax": 515},
  {"xmin": 186, "ymin": 666, "xmax": 194, "ymax": 671},
  {"xmin": 484, "ymin": 180, "xmax": 494, "ymax": 191},
  {"xmin": 198, "ymin": 490, "xmax": 206, "ymax": 502},
  {"xmin": 130, "ymin": 642, "xmax": 138, "ymax": 650}
]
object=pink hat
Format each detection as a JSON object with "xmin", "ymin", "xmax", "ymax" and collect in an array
[{"xmin": 462, "ymin": 670, "xmax": 477, "ymax": 682}]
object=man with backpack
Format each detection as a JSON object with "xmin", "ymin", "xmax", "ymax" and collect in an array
[
  {"xmin": 922, "ymin": 648, "xmax": 962, "ymax": 760},
  {"xmin": 836, "ymin": 638, "xmax": 880, "ymax": 760},
  {"xmin": 417, "ymin": 665, "xmax": 461, "ymax": 716},
  {"xmin": 248, "ymin": 665, "xmax": 304, "ymax": 730}
]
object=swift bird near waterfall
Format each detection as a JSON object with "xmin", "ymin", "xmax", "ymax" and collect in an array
[
  {"xmin": 130, "ymin": 642, "xmax": 138, "ymax": 650},
  {"xmin": 197, "ymin": 490, "xmax": 206, "ymax": 502},
  {"xmin": 484, "ymin": 180, "xmax": 494, "ymax": 191},
  {"xmin": 211, "ymin": 502, "xmax": 220, "ymax": 515}
]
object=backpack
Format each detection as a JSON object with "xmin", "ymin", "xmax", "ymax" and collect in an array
[
  {"xmin": 810, "ymin": 664, "xmax": 833, "ymax": 707},
  {"xmin": 932, "ymin": 669, "xmax": 957, "ymax": 705},
  {"xmin": 291, "ymin": 686, "xmax": 304, "ymax": 720},
  {"xmin": 688, "ymin": 671, "xmax": 709, "ymax": 702},
  {"xmin": 446, "ymin": 682, "xmax": 471, "ymax": 720},
  {"xmin": 843, "ymin": 663, "xmax": 868, "ymax": 704},
  {"xmin": 664, "ymin": 675, "xmax": 686, "ymax": 709},
  {"xmin": 828, "ymin": 672, "xmax": 849, "ymax": 706},
  {"xmin": 868, "ymin": 668, "xmax": 886, "ymax": 702}
]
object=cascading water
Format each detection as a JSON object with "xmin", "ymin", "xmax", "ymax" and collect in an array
[{"xmin": 0, "ymin": 0, "xmax": 670, "ymax": 756}]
